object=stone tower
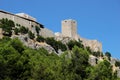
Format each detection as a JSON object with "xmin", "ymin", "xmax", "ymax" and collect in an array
[
  {"xmin": 62, "ymin": 19, "xmax": 77, "ymax": 39},
  {"xmin": 0, "ymin": 28, "xmax": 3, "ymax": 39}
]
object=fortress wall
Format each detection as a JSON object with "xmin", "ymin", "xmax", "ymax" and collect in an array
[
  {"xmin": 0, "ymin": 11, "xmax": 41, "ymax": 29},
  {"xmin": 80, "ymin": 37, "xmax": 102, "ymax": 52},
  {"xmin": 40, "ymin": 28, "xmax": 55, "ymax": 38},
  {"xmin": 14, "ymin": 15, "xmax": 31, "ymax": 28},
  {"xmin": 0, "ymin": 10, "xmax": 54, "ymax": 38},
  {"xmin": 0, "ymin": 10, "xmax": 43, "ymax": 37},
  {"xmin": 0, "ymin": 11, "xmax": 14, "ymax": 20},
  {"xmin": 31, "ymin": 21, "xmax": 40, "ymax": 34}
]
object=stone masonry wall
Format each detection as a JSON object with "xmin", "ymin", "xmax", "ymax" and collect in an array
[
  {"xmin": 0, "ymin": 10, "xmax": 42, "ymax": 37},
  {"xmin": 0, "ymin": 10, "xmax": 55, "ymax": 38},
  {"xmin": 62, "ymin": 19, "xmax": 77, "ymax": 39},
  {"xmin": 80, "ymin": 37, "xmax": 102, "ymax": 52},
  {"xmin": 40, "ymin": 28, "xmax": 55, "ymax": 38}
]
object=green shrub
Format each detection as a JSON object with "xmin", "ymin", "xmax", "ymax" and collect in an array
[
  {"xmin": 115, "ymin": 61, "xmax": 120, "ymax": 68},
  {"xmin": 16, "ymin": 23, "xmax": 19, "ymax": 26},
  {"xmin": 0, "ymin": 18, "xmax": 15, "ymax": 36},
  {"xmin": 28, "ymin": 31, "xmax": 35, "ymax": 39},
  {"xmin": 14, "ymin": 28, "xmax": 19, "ymax": 35},
  {"xmin": 19, "ymin": 26, "xmax": 28, "ymax": 34},
  {"xmin": 35, "ymin": 26, "xmax": 40, "ymax": 34},
  {"xmin": 45, "ymin": 37, "xmax": 67, "ymax": 52},
  {"xmin": 67, "ymin": 40, "xmax": 83, "ymax": 50},
  {"xmin": 36, "ymin": 35, "xmax": 45, "ymax": 42},
  {"xmin": 105, "ymin": 52, "xmax": 111, "ymax": 61}
]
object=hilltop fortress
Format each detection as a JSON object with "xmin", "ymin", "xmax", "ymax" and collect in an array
[
  {"xmin": 1, "ymin": 10, "xmax": 120, "ymax": 78},
  {"xmin": 0, "ymin": 10, "xmax": 102, "ymax": 52},
  {"xmin": 56, "ymin": 19, "xmax": 102, "ymax": 52}
]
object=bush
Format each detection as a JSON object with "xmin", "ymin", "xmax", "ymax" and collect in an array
[
  {"xmin": 19, "ymin": 26, "xmax": 28, "ymax": 34},
  {"xmin": 28, "ymin": 31, "xmax": 35, "ymax": 39},
  {"xmin": 115, "ymin": 61, "xmax": 120, "ymax": 68},
  {"xmin": 45, "ymin": 37, "xmax": 67, "ymax": 52},
  {"xmin": 35, "ymin": 26, "xmax": 40, "ymax": 34},
  {"xmin": 14, "ymin": 28, "xmax": 19, "ymax": 35},
  {"xmin": 105, "ymin": 52, "xmax": 111, "ymax": 61},
  {"xmin": 67, "ymin": 40, "xmax": 83, "ymax": 50},
  {"xmin": 36, "ymin": 35, "xmax": 45, "ymax": 42},
  {"xmin": 92, "ymin": 51, "xmax": 101, "ymax": 57},
  {"xmin": 16, "ymin": 23, "xmax": 19, "ymax": 26}
]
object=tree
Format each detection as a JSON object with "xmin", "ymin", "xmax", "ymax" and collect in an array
[
  {"xmin": 88, "ymin": 60, "xmax": 114, "ymax": 80},
  {"xmin": 0, "ymin": 34, "xmax": 118, "ymax": 80},
  {"xmin": 67, "ymin": 46, "xmax": 89, "ymax": 79},
  {"xmin": 0, "ymin": 45, "xmax": 20, "ymax": 79},
  {"xmin": 9, "ymin": 38, "xmax": 24, "ymax": 53}
]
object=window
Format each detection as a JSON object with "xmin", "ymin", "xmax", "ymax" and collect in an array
[{"xmin": 65, "ymin": 21, "xmax": 67, "ymax": 22}]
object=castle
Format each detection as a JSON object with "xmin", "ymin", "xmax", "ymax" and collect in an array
[
  {"xmin": 0, "ymin": 10, "xmax": 102, "ymax": 52},
  {"xmin": 56, "ymin": 19, "xmax": 102, "ymax": 52}
]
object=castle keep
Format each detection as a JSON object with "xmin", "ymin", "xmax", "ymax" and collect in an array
[{"xmin": 62, "ymin": 19, "xmax": 77, "ymax": 39}]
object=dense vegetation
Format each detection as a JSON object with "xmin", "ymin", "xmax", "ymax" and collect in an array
[{"xmin": 0, "ymin": 37, "xmax": 119, "ymax": 80}]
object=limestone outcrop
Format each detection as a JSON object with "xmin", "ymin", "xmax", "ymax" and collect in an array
[{"xmin": 11, "ymin": 34, "xmax": 56, "ymax": 54}]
